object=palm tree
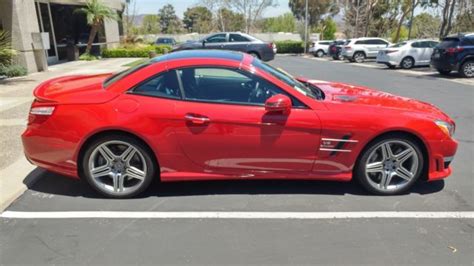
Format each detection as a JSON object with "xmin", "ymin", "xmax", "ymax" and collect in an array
[{"xmin": 75, "ymin": 0, "xmax": 119, "ymax": 55}]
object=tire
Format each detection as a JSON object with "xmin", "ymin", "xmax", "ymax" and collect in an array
[
  {"xmin": 337, "ymin": 52, "xmax": 344, "ymax": 61},
  {"xmin": 315, "ymin": 50, "xmax": 324, "ymax": 57},
  {"xmin": 437, "ymin": 69, "xmax": 451, "ymax": 75},
  {"xmin": 459, "ymin": 60, "xmax": 474, "ymax": 78},
  {"xmin": 248, "ymin": 51, "xmax": 260, "ymax": 59},
  {"xmin": 387, "ymin": 64, "xmax": 396, "ymax": 69},
  {"xmin": 82, "ymin": 134, "xmax": 157, "ymax": 198},
  {"xmin": 353, "ymin": 52, "xmax": 366, "ymax": 63},
  {"xmin": 354, "ymin": 135, "xmax": 424, "ymax": 195},
  {"xmin": 400, "ymin": 57, "xmax": 415, "ymax": 69}
]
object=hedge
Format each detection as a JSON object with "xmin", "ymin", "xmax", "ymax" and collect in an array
[
  {"xmin": 0, "ymin": 64, "xmax": 27, "ymax": 77},
  {"xmin": 275, "ymin": 41, "xmax": 304, "ymax": 54},
  {"xmin": 102, "ymin": 45, "xmax": 172, "ymax": 58}
]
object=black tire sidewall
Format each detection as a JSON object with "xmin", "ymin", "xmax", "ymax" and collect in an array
[
  {"xmin": 81, "ymin": 134, "xmax": 156, "ymax": 198},
  {"xmin": 355, "ymin": 136, "xmax": 424, "ymax": 195},
  {"xmin": 401, "ymin": 57, "xmax": 414, "ymax": 69},
  {"xmin": 353, "ymin": 52, "xmax": 365, "ymax": 63}
]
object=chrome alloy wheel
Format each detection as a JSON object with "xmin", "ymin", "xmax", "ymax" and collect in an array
[
  {"xmin": 463, "ymin": 62, "xmax": 474, "ymax": 77},
  {"xmin": 365, "ymin": 140, "xmax": 419, "ymax": 191},
  {"xmin": 354, "ymin": 52, "xmax": 365, "ymax": 63},
  {"xmin": 88, "ymin": 140, "xmax": 147, "ymax": 195},
  {"xmin": 401, "ymin": 57, "xmax": 414, "ymax": 69}
]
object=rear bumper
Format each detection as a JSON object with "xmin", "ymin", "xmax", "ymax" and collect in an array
[
  {"xmin": 260, "ymin": 51, "xmax": 275, "ymax": 61},
  {"xmin": 376, "ymin": 54, "xmax": 399, "ymax": 66},
  {"xmin": 430, "ymin": 58, "xmax": 460, "ymax": 71}
]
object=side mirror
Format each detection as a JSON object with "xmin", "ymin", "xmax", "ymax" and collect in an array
[
  {"xmin": 265, "ymin": 94, "xmax": 292, "ymax": 114},
  {"xmin": 202, "ymin": 40, "xmax": 206, "ymax": 47}
]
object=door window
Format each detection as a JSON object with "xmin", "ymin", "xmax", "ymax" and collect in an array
[
  {"xmin": 229, "ymin": 34, "xmax": 249, "ymax": 42},
  {"xmin": 131, "ymin": 71, "xmax": 181, "ymax": 99},
  {"xmin": 206, "ymin": 34, "xmax": 227, "ymax": 43},
  {"xmin": 177, "ymin": 67, "xmax": 304, "ymax": 107}
]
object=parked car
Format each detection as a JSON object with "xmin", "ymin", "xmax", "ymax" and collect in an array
[
  {"xmin": 431, "ymin": 33, "xmax": 474, "ymax": 78},
  {"xmin": 328, "ymin": 39, "xmax": 350, "ymax": 60},
  {"xmin": 309, "ymin": 40, "xmax": 334, "ymax": 57},
  {"xmin": 155, "ymin": 37, "xmax": 176, "ymax": 46},
  {"xmin": 341, "ymin": 37, "xmax": 391, "ymax": 63},
  {"xmin": 376, "ymin": 39, "xmax": 439, "ymax": 69},
  {"xmin": 22, "ymin": 50, "xmax": 457, "ymax": 198},
  {"xmin": 171, "ymin": 32, "xmax": 277, "ymax": 61}
]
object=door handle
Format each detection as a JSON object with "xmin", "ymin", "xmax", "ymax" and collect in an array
[{"xmin": 184, "ymin": 114, "xmax": 210, "ymax": 125}]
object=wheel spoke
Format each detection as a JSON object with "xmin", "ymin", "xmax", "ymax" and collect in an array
[
  {"xmin": 395, "ymin": 149, "xmax": 413, "ymax": 163},
  {"xmin": 395, "ymin": 166, "xmax": 413, "ymax": 181},
  {"xmin": 120, "ymin": 146, "xmax": 136, "ymax": 166},
  {"xmin": 126, "ymin": 166, "xmax": 146, "ymax": 181},
  {"xmin": 381, "ymin": 143, "xmax": 394, "ymax": 160},
  {"xmin": 91, "ymin": 165, "xmax": 112, "ymax": 179},
  {"xmin": 379, "ymin": 171, "xmax": 389, "ymax": 189},
  {"xmin": 366, "ymin": 161, "xmax": 384, "ymax": 173},
  {"xmin": 98, "ymin": 145, "xmax": 116, "ymax": 162},
  {"xmin": 112, "ymin": 173, "xmax": 126, "ymax": 192}
]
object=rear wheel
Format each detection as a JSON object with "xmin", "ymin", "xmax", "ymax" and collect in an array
[
  {"xmin": 459, "ymin": 60, "xmax": 474, "ymax": 78},
  {"xmin": 400, "ymin": 57, "xmax": 415, "ymax": 69},
  {"xmin": 437, "ymin": 69, "xmax": 452, "ymax": 75},
  {"xmin": 315, "ymin": 50, "xmax": 324, "ymax": 57},
  {"xmin": 353, "ymin": 52, "xmax": 366, "ymax": 63},
  {"xmin": 355, "ymin": 136, "xmax": 424, "ymax": 195},
  {"xmin": 82, "ymin": 134, "xmax": 156, "ymax": 198}
]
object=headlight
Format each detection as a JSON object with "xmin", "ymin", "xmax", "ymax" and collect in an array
[{"xmin": 435, "ymin": 120, "xmax": 455, "ymax": 137}]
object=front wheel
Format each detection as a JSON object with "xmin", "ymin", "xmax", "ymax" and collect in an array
[
  {"xmin": 82, "ymin": 135, "xmax": 157, "ymax": 198},
  {"xmin": 355, "ymin": 137, "xmax": 424, "ymax": 195},
  {"xmin": 315, "ymin": 50, "xmax": 324, "ymax": 57},
  {"xmin": 353, "ymin": 52, "xmax": 366, "ymax": 63}
]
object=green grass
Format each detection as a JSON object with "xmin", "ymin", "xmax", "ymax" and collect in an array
[{"xmin": 122, "ymin": 58, "xmax": 148, "ymax": 67}]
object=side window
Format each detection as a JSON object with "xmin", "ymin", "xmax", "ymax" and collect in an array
[
  {"xmin": 461, "ymin": 37, "xmax": 474, "ymax": 46},
  {"xmin": 429, "ymin": 41, "xmax": 439, "ymax": 48},
  {"xmin": 206, "ymin": 34, "xmax": 227, "ymax": 43},
  {"xmin": 229, "ymin": 34, "xmax": 250, "ymax": 42},
  {"xmin": 365, "ymin": 39, "xmax": 377, "ymax": 45},
  {"xmin": 131, "ymin": 71, "xmax": 181, "ymax": 99},
  {"xmin": 377, "ymin": 39, "xmax": 389, "ymax": 45},
  {"xmin": 355, "ymin": 40, "xmax": 366, "ymax": 45},
  {"xmin": 411, "ymin": 42, "xmax": 421, "ymax": 48},
  {"xmin": 176, "ymin": 67, "xmax": 304, "ymax": 107}
]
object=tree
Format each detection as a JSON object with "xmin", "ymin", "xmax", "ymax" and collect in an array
[
  {"xmin": 229, "ymin": 0, "xmax": 277, "ymax": 33},
  {"xmin": 391, "ymin": 25, "xmax": 408, "ymax": 42},
  {"xmin": 262, "ymin": 13, "xmax": 296, "ymax": 32},
  {"xmin": 289, "ymin": 0, "xmax": 338, "ymax": 28},
  {"xmin": 141, "ymin": 15, "xmax": 160, "ymax": 34},
  {"xmin": 158, "ymin": 4, "xmax": 182, "ymax": 34},
  {"xmin": 217, "ymin": 8, "xmax": 246, "ymax": 31},
  {"xmin": 123, "ymin": 0, "xmax": 137, "ymax": 36},
  {"xmin": 75, "ymin": 0, "xmax": 119, "ymax": 54},
  {"xmin": 411, "ymin": 12, "xmax": 441, "ymax": 38},
  {"xmin": 183, "ymin": 6, "xmax": 213, "ymax": 33},
  {"xmin": 0, "ymin": 30, "xmax": 16, "ymax": 66},
  {"xmin": 321, "ymin": 17, "xmax": 337, "ymax": 40}
]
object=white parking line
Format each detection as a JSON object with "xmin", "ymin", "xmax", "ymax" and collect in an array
[{"xmin": 1, "ymin": 211, "xmax": 473, "ymax": 219}]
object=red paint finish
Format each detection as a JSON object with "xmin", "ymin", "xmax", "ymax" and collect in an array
[{"xmin": 22, "ymin": 52, "xmax": 458, "ymax": 184}]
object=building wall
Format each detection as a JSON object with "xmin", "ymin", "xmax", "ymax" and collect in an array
[{"xmin": 1, "ymin": 0, "xmax": 125, "ymax": 73}]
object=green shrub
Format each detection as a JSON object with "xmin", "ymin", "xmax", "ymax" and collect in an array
[
  {"xmin": 275, "ymin": 41, "xmax": 304, "ymax": 54},
  {"xmin": 101, "ymin": 44, "xmax": 172, "ymax": 58},
  {"xmin": 0, "ymin": 64, "xmax": 27, "ymax": 77},
  {"xmin": 78, "ymin": 53, "xmax": 98, "ymax": 61}
]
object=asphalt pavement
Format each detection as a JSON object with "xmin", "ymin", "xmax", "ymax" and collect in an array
[{"xmin": 1, "ymin": 55, "xmax": 473, "ymax": 265}]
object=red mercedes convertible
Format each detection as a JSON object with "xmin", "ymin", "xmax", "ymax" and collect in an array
[{"xmin": 22, "ymin": 50, "xmax": 457, "ymax": 198}]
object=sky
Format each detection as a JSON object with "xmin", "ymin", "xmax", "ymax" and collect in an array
[{"xmin": 132, "ymin": 0, "xmax": 291, "ymax": 18}]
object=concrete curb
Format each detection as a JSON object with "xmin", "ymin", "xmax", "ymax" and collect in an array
[{"xmin": 0, "ymin": 156, "xmax": 40, "ymax": 212}]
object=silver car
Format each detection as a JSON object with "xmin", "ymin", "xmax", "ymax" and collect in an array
[
  {"xmin": 341, "ymin": 37, "xmax": 391, "ymax": 63},
  {"xmin": 377, "ymin": 39, "xmax": 439, "ymax": 69}
]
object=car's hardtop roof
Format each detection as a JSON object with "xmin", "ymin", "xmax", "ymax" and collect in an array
[{"xmin": 151, "ymin": 50, "xmax": 244, "ymax": 63}]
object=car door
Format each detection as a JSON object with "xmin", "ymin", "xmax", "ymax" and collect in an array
[
  {"xmin": 365, "ymin": 39, "xmax": 379, "ymax": 57},
  {"xmin": 226, "ymin": 33, "xmax": 250, "ymax": 53},
  {"xmin": 409, "ymin": 41, "xmax": 424, "ymax": 64},
  {"xmin": 374, "ymin": 39, "xmax": 389, "ymax": 56},
  {"xmin": 203, "ymin": 33, "xmax": 228, "ymax": 50},
  {"xmin": 173, "ymin": 66, "xmax": 321, "ymax": 173}
]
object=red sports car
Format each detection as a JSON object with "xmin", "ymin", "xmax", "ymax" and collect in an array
[{"xmin": 22, "ymin": 50, "xmax": 457, "ymax": 198}]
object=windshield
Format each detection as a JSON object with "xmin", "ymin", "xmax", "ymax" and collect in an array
[
  {"xmin": 252, "ymin": 59, "xmax": 323, "ymax": 100},
  {"xmin": 390, "ymin": 42, "xmax": 407, "ymax": 48},
  {"xmin": 103, "ymin": 61, "xmax": 151, "ymax": 88}
]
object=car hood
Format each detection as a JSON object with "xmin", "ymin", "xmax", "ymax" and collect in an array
[
  {"xmin": 34, "ymin": 74, "xmax": 118, "ymax": 104},
  {"xmin": 303, "ymin": 79, "xmax": 451, "ymax": 120}
]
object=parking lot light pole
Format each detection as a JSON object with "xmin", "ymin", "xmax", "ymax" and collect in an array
[
  {"xmin": 407, "ymin": 0, "xmax": 416, "ymax": 39},
  {"xmin": 304, "ymin": 0, "xmax": 308, "ymax": 54}
]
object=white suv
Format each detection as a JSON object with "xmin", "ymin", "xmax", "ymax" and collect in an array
[
  {"xmin": 309, "ymin": 40, "xmax": 334, "ymax": 57},
  {"xmin": 341, "ymin": 38, "xmax": 391, "ymax": 63}
]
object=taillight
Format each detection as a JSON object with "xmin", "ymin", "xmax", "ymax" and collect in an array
[
  {"xmin": 268, "ymin": 42, "xmax": 273, "ymax": 49},
  {"xmin": 331, "ymin": 47, "xmax": 336, "ymax": 51},
  {"xmin": 344, "ymin": 46, "xmax": 352, "ymax": 50},
  {"xmin": 28, "ymin": 101, "xmax": 55, "ymax": 124},
  {"xmin": 385, "ymin": 50, "xmax": 398, "ymax": 54},
  {"xmin": 446, "ymin": 47, "xmax": 463, "ymax": 54}
]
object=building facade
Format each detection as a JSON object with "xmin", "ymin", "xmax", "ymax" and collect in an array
[{"xmin": 0, "ymin": 0, "xmax": 125, "ymax": 73}]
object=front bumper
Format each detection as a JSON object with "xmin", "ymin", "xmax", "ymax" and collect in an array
[{"xmin": 426, "ymin": 138, "xmax": 458, "ymax": 181}]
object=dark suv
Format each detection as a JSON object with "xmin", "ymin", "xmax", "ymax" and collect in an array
[
  {"xmin": 431, "ymin": 33, "xmax": 474, "ymax": 78},
  {"xmin": 171, "ymin": 32, "xmax": 277, "ymax": 61},
  {"xmin": 328, "ymin": 40, "xmax": 350, "ymax": 60}
]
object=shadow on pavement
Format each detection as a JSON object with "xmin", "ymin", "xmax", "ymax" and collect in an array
[{"xmin": 24, "ymin": 167, "xmax": 445, "ymax": 199}]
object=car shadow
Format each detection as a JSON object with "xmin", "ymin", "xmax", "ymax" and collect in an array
[{"xmin": 24, "ymin": 167, "xmax": 446, "ymax": 199}]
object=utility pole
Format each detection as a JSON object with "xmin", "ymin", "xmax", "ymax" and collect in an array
[
  {"xmin": 304, "ymin": 0, "xmax": 308, "ymax": 54},
  {"xmin": 408, "ymin": 0, "xmax": 416, "ymax": 39}
]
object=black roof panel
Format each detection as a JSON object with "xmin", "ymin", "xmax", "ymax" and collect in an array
[{"xmin": 151, "ymin": 50, "xmax": 244, "ymax": 63}]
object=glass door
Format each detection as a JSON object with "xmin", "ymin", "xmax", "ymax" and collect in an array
[{"xmin": 35, "ymin": 1, "xmax": 58, "ymax": 64}]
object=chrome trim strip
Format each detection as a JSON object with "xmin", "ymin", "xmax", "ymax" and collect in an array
[
  {"xmin": 444, "ymin": 156, "xmax": 454, "ymax": 162},
  {"xmin": 320, "ymin": 148, "xmax": 352, "ymax": 152},
  {"xmin": 321, "ymin": 138, "xmax": 359, "ymax": 143}
]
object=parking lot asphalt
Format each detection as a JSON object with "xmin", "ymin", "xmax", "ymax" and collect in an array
[{"xmin": 1, "ymin": 55, "xmax": 473, "ymax": 265}]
